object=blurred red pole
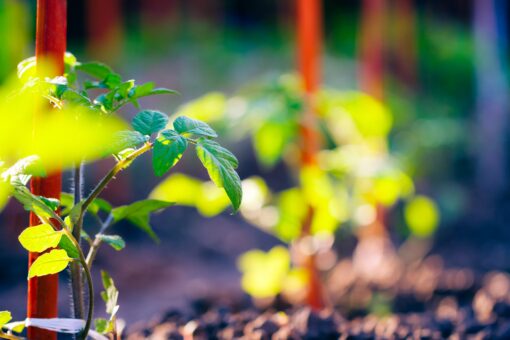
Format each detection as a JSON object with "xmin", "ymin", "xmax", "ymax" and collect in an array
[
  {"xmin": 86, "ymin": 0, "xmax": 122, "ymax": 62},
  {"xmin": 394, "ymin": 0, "xmax": 417, "ymax": 88},
  {"xmin": 359, "ymin": 0, "xmax": 385, "ymax": 100},
  {"xmin": 296, "ymin": 0, "xmax": 324, "ymax": 310},
  {"xmin": 28, "ymin": 1, "xmax": 66, "ymax": 339},
  {"xmin": 297, "ymin": 0, "xmax": 321, "ymax": 165},
  {"xmin": 393, "ymin": 0, "xmax": 417, "ymax": 88}
]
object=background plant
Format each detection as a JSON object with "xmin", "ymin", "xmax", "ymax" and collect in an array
[{"xmin": 148, "ymin": 74, "xmax": 440, "ymax": 304}]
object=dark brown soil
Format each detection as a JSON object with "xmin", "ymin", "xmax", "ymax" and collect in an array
[
  {"xmin": 125, "ymin": 239, "xmax": 510, "ymax": 340},
  {"xmin": 126, "ymin": 301, "xmax": 510, "ymax": 339}
]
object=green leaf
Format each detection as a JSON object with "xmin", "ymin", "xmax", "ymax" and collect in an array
[
  {"xmin": 17, "ymin": 56, "xmax": 37, "ymax": 79},
  {"xmin": 61, "ymin": 89, "xmax": 91, "ymax": 106},
  {"xmin": 0, "ymin": 311, "xmax": 12, "ymax": 328},
  {"xmin": 38, "ymin": 196, "xmax": 60, "ymax": 212},
  {"xmin": 28, "ymin": 249, "xmax": 73, "ymax": 278},
  {"xmin": 173, "ymin": 116, "xmax": 218, "ymax": 138},
  {"xmin": 129, "ymin": 82, "xmax": 178, "ymax": 100},
  {"xmin": 97, "ymin": 234, "xmax": 125, "ymax": 251},
  {"xmin": 111, "ymin": 199, "xmax": 174, "ymax": 242},
  {"xmin": 58, "ymin": 234, "xmax": 80, "ymax": 259},
  {"xmin": 116, "ymin": 80, "xmax": 135, "ymax": 99},
  {"xmin": 64, "ymin": 52, "xmax": 77, "ymax": 67},
  {"xmin": 103, "ymin": 74, "xmax": 123, "ymax": 89},
  {"xmin": 132, "ymin": 110, "xmax": 169, "ymax": 136},
  {"xmin": 94, "ymin": 318, "xmax": 109, "ymax": 334},
  {"xmin": 152, "ymin": 130, "xmax": 188, "ymax": 176},
  {"xmin": 147, "ymin": 88, "xmax": 178, "ymax": 96},
  {"xmin": 76, "ymin": 62, "xmax": 114, "ymax": 79},
  {"xmin": 89, "ymin": 198, "xmax": 113, "ymax": 216},
  {"xmin": 195, "ymin": 138, "xmax": 242, "ymax": 211},
  {"xmin": 18, "ymin": 224, "xmax": 63, "ymax": 253},
  {"xmin": 1, "ymin": 155, "xmax": 46, "ymax": 182},
  {"xmin": 404, "ymin": 196, "xmax": 440, "ymax": 238},
  {"xmin": 101, "ymin": 271, "xmax": 119, "ymax": 316},
  {"xmin": 111, "ymin": 130, "xmax": 148, "ymax": 153},
  {"xmin": 12, "ymin": 184, "xmax": 57, "ymax": 218}
]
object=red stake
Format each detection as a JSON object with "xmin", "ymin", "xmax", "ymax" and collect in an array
[
  {"xmin": 28, "ymin": 1, "xmax": 66, "ymax": 339},
  {"xmin": 359, "ymin": 0, "xmax": 385, "ymax": 100},
  {"xmin": 296, "ymin": 0, "xmax": 324, "ymax": 310}
]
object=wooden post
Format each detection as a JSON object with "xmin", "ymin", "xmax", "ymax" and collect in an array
[
  {"xmin": 296, "ymin": 0, "xmax": 324, "ymax": 310},
  {"xmin": 28, "ymin": 1, "xmax": 66, "ymax": 339}
]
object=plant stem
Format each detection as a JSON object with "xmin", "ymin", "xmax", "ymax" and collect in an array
[
  {"xmin": 62, "ymin": 229, "xmax": 94, "ymax": 340},
  {"xmin": 0, "ymin": 332, "xmax": 23, "ymax": 340},
  {"xmin": 80, "ymin": 142, "xmax": 152, "ymax": 219},
  {"xmin": 85, "ymin": 214, "xmax": 113, "ymax": 268},
  {"xmin": 70, "ymin": 162, "xmax": 85, "ymax": 320}
]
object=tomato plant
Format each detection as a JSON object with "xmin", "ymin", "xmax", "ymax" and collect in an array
[{"xmin": 0, "ymin": 54, "xmax": 242, "ymax": 339}]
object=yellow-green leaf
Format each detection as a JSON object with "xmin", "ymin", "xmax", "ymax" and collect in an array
[
  {"xmin": 404, "ymin": 196, "xmax": 440, "ymax": 238},
  {"xmin": 0, "ymin": 311, "xmax": 12, "ymax": 327},
  {"xmin": 18, "ymin": 224, "xmax": 63, "ymax": 252},
  {"xmin": 28, "ymin": 249, "xmax": 73, "ymax": 279}
]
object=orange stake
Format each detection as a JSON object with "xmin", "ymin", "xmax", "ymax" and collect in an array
[
  {"xmin": 296, "ymin": 0, "xmax": 324, "ymax": 310},
  {"xmin": 359, "ymin": 0, "xmax": 385, "ymax": 100},
  {"xmin": 28, "ymin": 1, "xmax": 66, "ymax": 339}
]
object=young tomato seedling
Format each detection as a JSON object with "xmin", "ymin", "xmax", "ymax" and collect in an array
[{"xmin": 0, "ymin": 54, "xmax": 242, "ymax": 339}]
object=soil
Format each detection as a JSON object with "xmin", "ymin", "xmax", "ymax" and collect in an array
[{"xmin": 125, "ymin": 260, "xmax": 510, "ymax": 339}]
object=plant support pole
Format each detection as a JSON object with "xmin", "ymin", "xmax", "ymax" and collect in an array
[
  {"xmin": 28, "ymin": 1, "xmax": 66, "ymax": 339},
  {"xmin": 297, "ymin": 0, "xmax": 324, "ymax": 310}
]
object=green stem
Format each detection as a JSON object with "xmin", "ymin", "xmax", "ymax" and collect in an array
[
  {"xmin": 79, "ymin": 142, "xmax": 152, "ymax": 220},
  {"xmin": 85, "ymin": 214, "xmax": 113, "ymax": 268},
  {"xmin": 0, "ymin": 332, "xmax": 23, "ymax": 340},
  {"xmin": 62, "ymin": 229, "xmax": 93, "ymax": 340},
  {"xmin": 71, "ymin": 162, "xmax": 85, "ymax": 320}
]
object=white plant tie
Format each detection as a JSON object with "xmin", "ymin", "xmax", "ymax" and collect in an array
[{"xmin": 12, "ymin": 318, "xmax": 108, "ymax": 340}]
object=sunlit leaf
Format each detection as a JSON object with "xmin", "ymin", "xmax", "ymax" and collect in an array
[
  {"xmin": 0, "ymin": 311, "xmax": 12, "ymax": 328},
  {"xmin": 97, "ymin": 234, "xmax": 125, "ymax": 251},
  {"xmin": 132, "ymin": 110, "xmax": 169, "ymax": 136},
  {"xmin": 58, "ymin": 234, "xmax": 80, "ymax": 259},
  {"xmin": 253, "ymin": 120, "xmax": 294, "ymax": 167},
  {"xmin": 28, "ymin": 249, "xmax": 73, "ymax": 278},
  {"xmin": 111, "ymin": 199, "xmax": 174, "ymax": 242},
  {"xmin": 152, "ymin": 130, "xmax": 187, "ymax": 176},
  {"xmin": 176, "ymin": 92, "xmax": 226, "ymax": 123},
  {"xmin": 76, "ymin": 62, "xmax": 114, "ymax": 79},
  {"xmin": 18, "ymin": 224, "xmax": 62, "ymax": 253},
  {"xmin": 274, "ymin": 188, "xmax": 307, "ymax": 242},
  {"xmin": 404, "ymin": 195, "xmax": 440, "ymax": 238},
  {"xmin": 149, "ymin": 173, "xmax": 231, "ymax": 217},
  {"xmin": 173, "ymin": 116, "xmax": 218, "ymax": 138},
  {"xmin": 196, "ymin": 138, "xmax": 242, "ymax": 211},
  {"xmin": 100, "ymin": 271, "xmax": 119, "ymax": 316},
  {"xmin": 238, "ymin": 246, "xmax": 291, "ymax": 298},
  {"xmin": 111, "ymin": 130, "xmax": 148, "ymax": 153},
  {"xmin": 88, "ymin": 198, "xmax": 113, "ymax": 216}
]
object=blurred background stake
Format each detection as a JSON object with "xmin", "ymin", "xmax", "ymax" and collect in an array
[
  {"xmin": 473, "ymin": 0, "xmax": 509, "ymax": 208},
  {"xmin": 28, "ymin": 0, "xmax": 66, "ymax": 339},
  {"xmin": 86, "ymin": 0, "xmax": 123, "ymax": 63},
  {"xmin": 359, "ymin": 0, "xmax": 386, "ymax": 100},
  {"xmin": 296, "ymin": 0, "xmax": 325, "ymax": 310}
]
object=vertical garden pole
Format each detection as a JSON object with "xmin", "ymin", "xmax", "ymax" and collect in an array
[
  {"xmin": 359, "ymin": 0, "xmax": 385, "ymax": 100},
  {"xmin": 474, "ymin": 0, "xmax": 508, "ymax": 205},
  {"xmin": 394, "ymin": 0, "xmax": 417, "ymax": 89},
  {"xmin": 28, "ymin": 1, "xmax": 66, "ymax": 339},
  {"xmin": 296, "ymin": 0, "xmax": 324, "ymax": 309}
]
